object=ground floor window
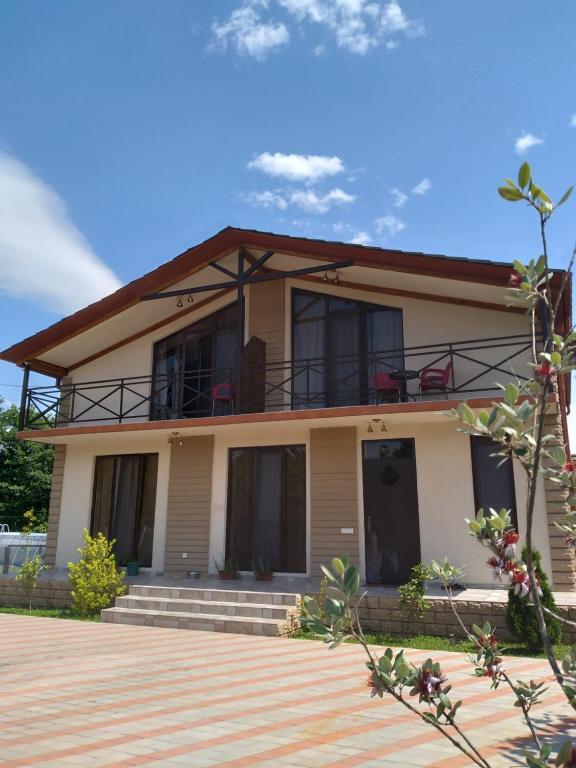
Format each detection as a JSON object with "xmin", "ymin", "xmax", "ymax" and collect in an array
[
  {"xmin": 470, "ymin": 437, "xmax": 517, "ymax": 528},
  {"xmin": 226, "ymin": 445, "xmax": 306, "ymax": 572},
  {"xmin": 91, "ymin": 453, "xmax": 158, "ymax": 567}
]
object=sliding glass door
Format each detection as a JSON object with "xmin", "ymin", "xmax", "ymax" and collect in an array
[
  {"xmin": 152, "ymin": 303, "xmax": 238, "ymax": 420},
  {"xmin": 91, "ymin": 453, "xmax": 158, "ymax": 566},
  {"xmin": 292, "ymin": 290, "xmax": 404, "ymax": 408},
  {"xmin": 226, "ymin": 445, "xmax": 306, "ymax": 572}
]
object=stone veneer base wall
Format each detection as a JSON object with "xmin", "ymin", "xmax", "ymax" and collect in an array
[
  {"xmin": 0, "ymin": 576, "xmax": 72, "ymax": 608},
  {"xmin": 357, "ymin": 594, "xmax": 576, "ymax": 644}
]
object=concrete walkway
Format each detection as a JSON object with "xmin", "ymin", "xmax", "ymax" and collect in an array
[{"xmin": 0, "ymin": 615, "xmax": 573, "ymax": 767}]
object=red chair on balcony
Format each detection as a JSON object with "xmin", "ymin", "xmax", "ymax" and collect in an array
[
  {"xmin": 370, "ymin": 372, "xmax": 402, "ymax": 404},
  {"xmin": 419, "ymin": 361, "xmax": 453, "ymax": 399},
  {"xmin": 211, "ymin": 382, "xmax": 235, "ymax": 415}
]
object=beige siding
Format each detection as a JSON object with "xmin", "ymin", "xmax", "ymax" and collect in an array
[
  {"xmin": 164, "ymin": 436, "xmax": 214, "ymax": 575},
  {"xmin": 310, "ymin": 427, "xmax": 359, "ymax": 575},
  {"xmin": 248, "ymin": 280, "xmax": 286, "ymax": 411},
  {"xmin": 44, "ymin": 445, "xmax": 66, "ymax": 568},
  {"xmin": 542, "ymin": 397, "xmax": 575, "ymax": 590}
]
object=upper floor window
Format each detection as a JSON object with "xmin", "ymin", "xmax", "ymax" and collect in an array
[
  {"xmin": 152, "ymin": 303, "xmax": 238, "ymax": 420},
  {"xmin": 292, "ymin": 289, "xmax": 404, "ymax": 408}
]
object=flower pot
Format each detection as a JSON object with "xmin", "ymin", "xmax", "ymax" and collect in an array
[
  {"xmin": 218, "ymin": 570, "xmax": 237, "ymax": 580},
  {"xmin": 126, "ymin": 561, "xmax": 139, "ymax": 577},
  {"xmin": 255, "ymin": 571, "xmax": 274, "ymax": 582}
]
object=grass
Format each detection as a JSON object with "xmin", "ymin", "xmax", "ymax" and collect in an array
[
  {"xmin": 291, "ymin": 628, "xmax": 571, "ymax": 659},
  {"xmin": 0, "ymin": 606, "xmax": 99, "ymax": 621}
]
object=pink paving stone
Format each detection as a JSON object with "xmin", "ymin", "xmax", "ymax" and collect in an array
[{"xmin": 0, "ymin": 614, "xmax": 574, "ymax": 767}]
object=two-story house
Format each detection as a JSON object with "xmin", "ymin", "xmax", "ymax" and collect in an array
[{"xmin": 2, "ymin": 227, "xmax": 573, "ymax": 596}]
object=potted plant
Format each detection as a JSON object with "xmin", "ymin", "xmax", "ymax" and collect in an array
[
  {"xmin": 125, "ymin": 559, "xmax": 139, "ymax": 577},
  {"xmin": 252, "ymin": 556, "xmax": 274, "ymax": 582},
  {"xmin": 215, "ymin": 555, "xmax": 238, "ymax": 580}
]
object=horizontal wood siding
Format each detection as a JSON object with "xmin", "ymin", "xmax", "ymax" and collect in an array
[
  {"xmin": 164, "ymin": 436, "xmax": 214, "ymax": 575},
  {"xmin": 249, "ymin": 280, "xmax": 286, "ymax": 411},
  {"xmin": 310, "ymin": 427, "xmax": 359, "ymax": 575},
  {"xmin": 44, "ymin": 445, "xmax": 66, "ymax": 568}
]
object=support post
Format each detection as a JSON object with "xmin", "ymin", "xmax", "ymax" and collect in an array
[
  {"xmin": 236, "ymin": 250, "xmax": 245, "ymax": 414},
  {"xmin": 18, "ymin": 363, "xmax": 30, "ymax": 431}
]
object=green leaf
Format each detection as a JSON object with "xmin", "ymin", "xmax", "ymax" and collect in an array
[
  {"xmin": 518, "ymin": 162, "xmax": 531, "ymax": 189},
  {"xmin": 331, "ymin": 557, "xmax": 345, "ymax": 577},
  {"xmin": 498, "ymin": 186, "xmax": 523, "ymax": 201},
  {"xmin": 505, "ymin": 383, "xmax": 519, "ymax": 404},
  {"xmin": 557, "ymin": 185, "xmax": 574, "ymax": 207}
]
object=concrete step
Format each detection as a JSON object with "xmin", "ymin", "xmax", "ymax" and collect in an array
[
  {"xmin": 100, "ymin": 606, "xmax": 285, "ymax": 636},
  {"xmin": 128, "ymin": 584, "xmax": 300, "ymax": 607},
  {"xmin": 115, "ymin": 594, "xmax": 291, "ymax": 620}
]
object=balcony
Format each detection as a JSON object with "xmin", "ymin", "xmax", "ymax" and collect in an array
[{"xmin": 21, "ymin": 334, "xmax": 534, "ymax": 430}]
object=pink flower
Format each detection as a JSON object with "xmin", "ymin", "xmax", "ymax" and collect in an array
[
  {"xmin": 508, "ymin": 271, "xmax": 522, "ymax": 287},
  {"xmin": 413, "ymin": 667, "xmax": 447, "ymax": 703},
  {"xmin": 564, "ymin": 462, "xmax": 576, "ymax": 473},
  {"xmin": 487, "ymin": 556, "xmax": 507, "ymax": 579},
  {"xmin": 534, "ymin": 362, "xmax": 554, "ymax": 380},
  {"xmin": 503, "ymin": 531, "xmax": 519, "ymax": 558}
]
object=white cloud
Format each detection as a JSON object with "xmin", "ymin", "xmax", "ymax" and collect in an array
[
  {"xmin": 374, "ymin": 214, "xmax": 405, "ymax": 237},
  {"xmin": 333, "ymin": 222, "xmax": 371, "ymax": 244},
  {"xmin": 515, "ymin": 132, "xmax": 543, "ymax": 155},
  {"xmin": 390, "ymin": 187, "xmax": 408, "ymax": 208},
  {"xmin": 244, "ymin": 186, "xmax": 355, "ymax": 213},
  {"xmin": 290, "ymin": 187, "xmax": 355, "ymax": 212},
  {"xmin": 241, "ymin": 190, "xmax": 288, "ymax": 209},
  {"xmin": 0, "ymin": 151, "xmax": 121, "ymax": 314},
  {"xmin": 213, "ymin": 1, "xmax": 425, "ymax": 58},
  {"xmin": 313, "ymin": 44, "xmax": 326, "ymax": 56},
  {"xmin": 248, "ymin": 151, "xmax": 344, "ymax": 183},
  {"xmin": 570, "ymin": 115, "xmax": 576, "ymax": 127},
  {"xmin": 350, "ymin": 230, "xmax": 372, "ymax": 245},
  {"xmin": 211, "ymin": 2, "xmax": 290, "ymax": 61},
  {"xmin": 411, "ymin": 177, "xmax": 431, "ymax": 196}
]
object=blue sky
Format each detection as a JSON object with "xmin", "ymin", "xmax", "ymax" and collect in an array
[{"xmin": 0, "ymin": 1, "xmax": 575, "ymax": 425}]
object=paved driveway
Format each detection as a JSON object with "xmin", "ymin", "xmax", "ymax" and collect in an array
[{"xmin": 0, "ymin": 615, "xmax": 573, "ymax": 767}]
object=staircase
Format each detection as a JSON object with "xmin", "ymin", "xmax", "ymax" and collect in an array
[{"xmin": 101, "ymin": 584, "xmax": 301, "ymax": 636}]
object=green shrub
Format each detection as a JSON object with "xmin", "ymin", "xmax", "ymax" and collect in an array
[
  {"xmin": 16, "ymin": 554, "xmax": 45, "ymax": 611},
  {"xmin": 68, "ymin": 530, "xmax": 125, "ymax": 617},
  {"xmin": 398, "ymin": 562, "xmax": 431, "ymax": 622},
  {"xmin": 506, "ymin": 547, "xmax": 561, "ymax": 651}
]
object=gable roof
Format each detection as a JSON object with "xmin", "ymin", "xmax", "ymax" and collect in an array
[{"xmin": 1, "ymin": 226, "xmax": 572, "ymax": 374}]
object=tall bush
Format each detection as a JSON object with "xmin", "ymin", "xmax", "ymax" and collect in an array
[{"xmin": 68, "ymin": 530, "xmax": 125, "ymax": 617}]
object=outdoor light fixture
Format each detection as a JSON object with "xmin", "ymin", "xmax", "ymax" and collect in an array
[
  {"xmin": 169, "ymin": 431, "xmax": 184, "ymax": 447},
  {"xmin": 366, "ymin": 418, "xmax": 387, "ymax": 433},
  {"xmin": 187, "ymin": 293, "xmax": 194, "ymax": 303},
  {"xmin": 322, "ymin": 271, "xmax": 329, "ymax": 282},
  {"xmin": 176, "ymin": 296, "xmax": 183, "ymax": 308}
]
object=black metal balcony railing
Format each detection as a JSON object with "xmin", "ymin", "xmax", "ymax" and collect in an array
[{"xmin": 21, "ymin": 334, "xmax": 534, "ymax": 430}]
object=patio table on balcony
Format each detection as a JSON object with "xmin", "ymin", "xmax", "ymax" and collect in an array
[{"xmin": 389, "ymin": 369, "xmax": 420, "ymax": 401}]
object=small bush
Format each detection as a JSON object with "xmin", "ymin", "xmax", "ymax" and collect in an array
[
  {"xmin": 506, "ymin": 547, "xmax": 561, "ymax": 651},
  {"xmin": 68, "ymin": 530, "xmax": 125, "ymax": 617},
  {"xmin": 398, "ymin": 563, "xmax": 432, "ymax": 622},
  {"xmin": 16, "ymin": 554, "xmax": 45, "ymax": 611}
]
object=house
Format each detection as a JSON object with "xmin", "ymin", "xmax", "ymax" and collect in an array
[{"xmin": 1, "ymin": 227, "xmax": 573, "ymax": 594}]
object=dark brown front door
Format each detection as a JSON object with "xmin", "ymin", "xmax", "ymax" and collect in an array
[{"xmin": 362, "ymin": 439, "xmax": 421, "ymax": 585}]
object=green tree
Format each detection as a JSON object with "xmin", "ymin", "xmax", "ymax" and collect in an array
[
  {"xmin": 507, "ymin": 548, "xmax": 561, "ymax": 651},
  {"xmin": 0, "ymin": 399, "xmax": 54, "ymax": 530}
]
